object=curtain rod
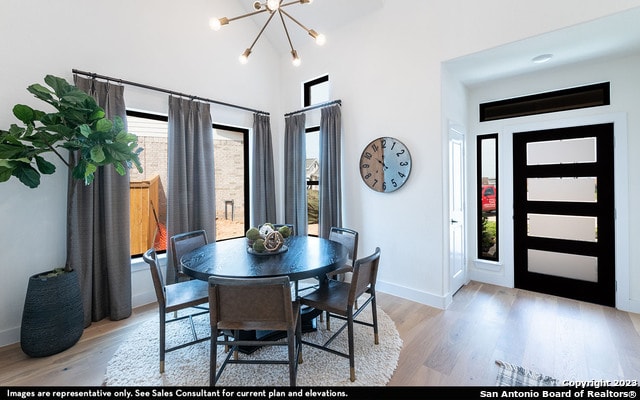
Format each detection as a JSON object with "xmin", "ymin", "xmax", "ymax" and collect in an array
[
  {"xmin": 72, "ymin": 69, "xmax": 270, "ymax": 116},
  {"xmin": 284, "ymin": 99, "xmax": 341, "ymax": 117}
]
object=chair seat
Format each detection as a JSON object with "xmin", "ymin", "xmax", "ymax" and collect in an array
[
  {"xmin": 298, "ymin": 279, "xmax": 351, "ymax": 316},
  {"xmin": 165, "ymin": 279, "xmax": 209, "ymax": 312}
]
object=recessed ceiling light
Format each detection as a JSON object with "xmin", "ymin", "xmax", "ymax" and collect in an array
[{"xmin": 532, "ymin": 54, "xmax": 553, "ymax": 64}]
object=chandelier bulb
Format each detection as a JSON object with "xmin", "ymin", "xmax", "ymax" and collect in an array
[
  {"xmin": 308, "ymin": 30, "xmax": 326, "ymax": 46},
  {"xmin": 266, "ymin": 0, "xmax": 280, "ymax": 11},
  {"xmin": 239, "ymin": 49, "xmax": 252, "ymax": 64},
  {"xmin": 291, "ymin": 50, "xmax": 301, "ymax": 67},
  {"xmin": 210, "ymin": 17, "xmax": 229, "ymax": 31}
]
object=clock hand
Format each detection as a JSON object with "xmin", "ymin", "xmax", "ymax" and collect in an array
[{"xmin": 376, "ymin": 158, "xmax": 388, "ymax": 170}]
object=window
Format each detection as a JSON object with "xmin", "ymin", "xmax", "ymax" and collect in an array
[
  {"xmin": 126, "ymin": 111, "xmax": 249, "ymax": 257},
  {"xmin": 303, "ymin": 75, "xmax": 330, "ymax": 236},
  {"xmin": 303, "ymin": 74, "xmax": 329, "ymax": 107},
  {"xmin": 306, "ymin": 126, "xmax": 320, "ymax": 236},
  {"xmin": 479, "ymin": 82, "xmax": 610, "ymax": 122},
  {"xmin": 477, "ymin": 134, "xmax": 498, "ymax": 261}
]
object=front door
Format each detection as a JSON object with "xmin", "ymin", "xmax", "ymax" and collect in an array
[{"xmin": 513, "ymin": 123, "xmax": 615, "ymax": 306}]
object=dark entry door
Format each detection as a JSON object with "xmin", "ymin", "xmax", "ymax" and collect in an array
[{"xmin": 513, "ymin": 123, "xmax": 615, "ymax": 306}]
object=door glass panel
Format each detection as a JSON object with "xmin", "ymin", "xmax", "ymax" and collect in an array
[
  {"xmin": 527, "ymin": 137, "xmax": 596, "ymax": 165},
  {"xmin": 528, "ymin": 249, "xmax": 598, "ymax": 282},
  {"xmin": 528, "ymin": 177, "xmax": 597, "ymax": 202},
  {"xmin": 528, "ymin": 214, "xmax": 597, "ymax": 242}
]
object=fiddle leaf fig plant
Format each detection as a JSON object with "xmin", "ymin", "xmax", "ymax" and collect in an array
[{"xmin": 0, "ymin": 74, "xmax": 143, "ymax": 188}]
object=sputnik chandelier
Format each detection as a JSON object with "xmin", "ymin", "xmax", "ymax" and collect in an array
[{"xmin": 210, "ymin": 0, "xmax": 326, "ymax": 66}]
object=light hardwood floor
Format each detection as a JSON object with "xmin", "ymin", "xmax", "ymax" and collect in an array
[{"xmin": 1, "ymin": 281, "xmax": 639, "ymax": 386}]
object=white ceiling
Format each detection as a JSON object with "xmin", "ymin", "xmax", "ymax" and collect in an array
[
  {"xmin": 229, "ymin": 2, "xmax": 640, "ymax": 86},
  {"xmin": 232, "ymin": 0, "xmax": 384, "ymax": 55},
  {"xmin": 445, "ymin": 6, "xmax": 640, "ymax": 86}
]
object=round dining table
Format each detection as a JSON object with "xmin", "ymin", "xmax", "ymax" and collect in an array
[
  {"xmin": 180, "ymin": 235, "xmax": 347, "ymax": 285},
  {"xmin": 180, "ymin": 235, "xmax": 348, "ymax": 350}
]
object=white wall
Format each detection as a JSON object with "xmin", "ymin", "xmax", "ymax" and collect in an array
[
  {"xmin": 2, "ymin": 0, "xmax": 640, "ymax": 348},
  {"xmin": 466, "ymin": 53, "xmax": 640, "ymax": 313},
  {"xmin": 276, "ymin": 1, "xmax": 640, "ymax": 308},
  {"xmin": 0, "ymin": 0, "xmax": 283, "ymax": 347}
]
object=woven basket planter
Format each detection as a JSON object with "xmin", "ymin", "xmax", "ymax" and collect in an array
[{"xmin": 20, "ymin": 269, "xmax": 84, "ymax": 357}]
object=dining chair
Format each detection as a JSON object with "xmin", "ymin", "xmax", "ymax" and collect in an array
[
  {"xmin": 208, "ymin": 275, "xmax": 303, "ymax": 386},
  {"xmin": 143, "ymin": 248, "xmax": 211, "ymax": 374},
  {"xmin": 297, "ymin": 247, "xmax": 381, "ymax": 382},
  {"xmin": 327, "ymin": 226, "xmax": 359, "ymax": 282},
  {"xmin": 170, "ymin": 230, "xmax": 208, "ymax": 284},
  {"xmin": 297, "ymin": 226, "xmax": 358, "ymax": 308}
]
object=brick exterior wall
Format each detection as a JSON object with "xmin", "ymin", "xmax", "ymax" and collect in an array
[{"xmin": 130, "ymin": 136, "xmax": 245, "ymax": 224}]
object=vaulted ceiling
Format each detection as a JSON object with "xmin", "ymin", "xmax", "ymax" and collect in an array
[{"xmin": 226, "ymin": 2, "xmax": 640, "ymax": 86}]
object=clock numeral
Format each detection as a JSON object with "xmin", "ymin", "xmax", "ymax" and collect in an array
[
  {"xmin": 372, "ymin": 143, "xmax": 379, "ymax": 153},
  {"xmin": 364, "ymin": 173, "xmax": 372, "ymax": 180},
  {"xmin": 382, "ymin": 181, "xmax": 386, "ymax": 191},
  {"xmin": 381, "ymin": 139, "xmax": 387, "ymax": 149},
  {"xmin": 363, "ymin": 151, "xmax": 372, "ymax": 160},
  {"xmin": 372, "ymin": 179, "xmax": 378, "ymax": 187},
  {"xmin": 400, "ymin": 161, "xmax": 409, "ymax": 167},
  {"xmin": 361, "ymin": 163, "xmax": 370, "ymax": 169},
  {"xmin": 391, "ymin": 179, "xmax": 398, "ymax": 188},
  {"xmin": 398, "ymin": 171, "xmax": 406, "ymax": 178},
  {"xmin": 396, "ymin": 149, "xmax": 405, "ymax": 157}
]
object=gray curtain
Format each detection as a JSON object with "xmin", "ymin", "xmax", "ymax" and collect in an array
[
  {"xmin": 70, "ymin": 77, "xmax": 132, "ymax": 327},
  {"xmin": 284, "ymin": 113, "xmax": 307, "ymax": 236},
  {"xmin": 318, "ymin": 104, "xmax": 342, "ymax": 238},
  {"xmin": 251, "ymin": 113, "xmax": 276, "ymax": 226},
  {"xmin": 166, "ymin": 96, "xmax": 216, "ymax": 282}
]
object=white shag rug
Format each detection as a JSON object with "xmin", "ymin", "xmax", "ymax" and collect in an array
[{"xmin": 104, "ymin": 305, "xmax": 402, "ymax": 386}]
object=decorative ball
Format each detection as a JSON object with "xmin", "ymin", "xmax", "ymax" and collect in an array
[
  {"xmin": 252, "ymin": 238, "xmax": 266, "ymax": 253},
  {"xmin": 263, "ymin": 231, "xmax": 284, "ymax": 252},
  {"xmin": 277, "ymin": 225, "xmax": 291, "ymax": 238}
]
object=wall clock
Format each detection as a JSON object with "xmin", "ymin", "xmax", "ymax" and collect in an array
[{"xmin": 359, "ymin": 136, "xmax": 412, "ymax": 193}]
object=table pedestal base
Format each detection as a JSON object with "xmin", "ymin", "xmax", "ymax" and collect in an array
[{"xmin": 236, "ymin": 306, "xmax": 320, "ymax": 354}]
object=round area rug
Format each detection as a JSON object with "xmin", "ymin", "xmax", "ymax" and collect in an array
[{"xmin": 104, "ymin": 306, "xmax": 402, "ymax": 386}]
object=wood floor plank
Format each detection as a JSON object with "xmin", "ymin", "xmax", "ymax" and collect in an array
[{"xmin": 1, "ymin": 282, "xmax": 639, "ymax": 387}]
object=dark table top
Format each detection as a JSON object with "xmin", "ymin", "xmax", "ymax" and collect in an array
[{"xmin": 180, "ymin": 235, "xmax": 348, "ymax": 282}]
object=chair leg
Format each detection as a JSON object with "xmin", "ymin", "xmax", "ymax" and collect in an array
[
  {"xmin": 347, "ymin": 310, "xmax": 355, "ymax": 382},
  {"xmin": 288, "ymin": 329, "xmax": 296, "ymax": 386},
  {"xmin": 159, "ymin": 311, "xmax": 166, "ymax": 373},
  {"xmin": 326, "ymin": 311, "xmax": 331, "ymax": 330},
  {"xmin": 210, "ymin": 334, "xmax": 218, "ymax": 386},
  {"xmin": 371, "ymin": 293, "xmax": 379, "ymax": 345},
  {"xmin": 296, "ymin": 312, "xmax": 303, "ymax": 365}
]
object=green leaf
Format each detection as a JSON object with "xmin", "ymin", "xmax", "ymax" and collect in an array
[
  {"xmin": 95, "ymin": 118, "xmax": 112, "ymax": 133},
  {"xmin": 79, "ymin": 124, "xmax": 92, "ymax": 138},
  {"xmin": 44, "ymin": 75, "xmax": 72, "ymax": 96},
  {"xmin": 0, "ymin": 143, "xmax": 26, "ymax": 159},
  {"xmin": 84, "ymin": 163, "xmax": 97, "ymax": 185},
  {"xmin": 26, "ymin": 83, "xmax": 54, "ymax": 103},
  {"xmin": 0, "ymin": 166, "xmax": 13, "ymax": 183},
  {"xmin": 90, "ymin": 145, "xmax": 105, "ymax": 163},
  {"xmin": 35, "ymin": 155, "xmax": 56, "ymax": 175},
  {"xmin": 13, "ymin": 164, "xmax": 41, "ymax": 188},
  {"xmin": 12, "ymin": 104, "xmax": 35, "ymax": 124},
  {"xmin": 114, "ymin": 162, "xmax": 126, "ymax": 176}
]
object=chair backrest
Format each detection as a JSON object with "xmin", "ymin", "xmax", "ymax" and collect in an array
[
  {"xmin": 348, "ymin": 247, "xmax": 381, "ymax": 305},
  {"xmin": 170, "ymin": 230, "xmax": 208, "ymax": 279},
  {"xmin": 208, "ymin": 275, "xmax": 295, "ymax": 332},
  {"xmin": 329, "ymin": 227, "xmax": 359, "ymax": 268},
  {"xmin": 143, "ymin": 248, "xmax": 166, "ymax": 306}
]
